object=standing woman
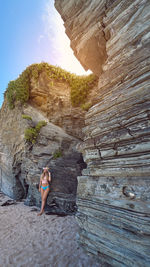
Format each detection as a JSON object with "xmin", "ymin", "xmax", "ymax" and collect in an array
[{"xmin": 38, "ymin": 167, "xmax": 51, "ymax": 216}]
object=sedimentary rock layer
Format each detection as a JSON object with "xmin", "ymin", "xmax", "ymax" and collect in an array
[
  {"xmin": 55, "ymin": 0, "xmax": 108, "ymax": 75},
  {"xmin": 29, "ymin": 71, "xmax": 85, "ymax": 139},
  {"xmin": 55, "ymin": 0, "xmax": 150, "ymax": 266}
]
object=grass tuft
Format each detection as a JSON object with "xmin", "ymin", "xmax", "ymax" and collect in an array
[{"xmin": 24, "ymin": 120, "xmax": 47, "ymax": 144}]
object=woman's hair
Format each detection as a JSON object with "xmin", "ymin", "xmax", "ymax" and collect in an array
[{"xmin": 41, "ymin": 169, "xmax": 49, "ymax": 181}]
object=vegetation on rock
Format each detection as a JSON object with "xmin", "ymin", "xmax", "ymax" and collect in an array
[
  {"xmin": 81, "ymin": 102, "xmax": 92, "ymax": 111},
  {"xmin": 35, "ymin": 120, "xmax": 47, "ymax": 131},
  {"xmin": 5, "ymin": 63, "xmax": 98, "ymax": 109},
  {"xmin": 5, "ymin": 71, "xmax": 30, "ymax": 109},
  {"xmin": 24, "ymin": 128, "xmax": 38, "ymax": 144},
  {"xmin": 53, "ymin": 150, "xmax": 62, "ymax": 159},
  {"xmin": 24, "ymin": 120, "xmax": 47, "ymax": 144},
  {"xmin": 22, "ymin": 114, "xmax": 32, "ymax": 121}
]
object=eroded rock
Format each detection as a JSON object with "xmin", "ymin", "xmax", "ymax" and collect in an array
[
  {"xmin": 29, "ymin": 71, "xmax": 85, "ymax": 139},
  {"xmin": 55, "ymin": 0, "xmax": 150, "ymax": 266},
  {"xmin": 0, "ymin": 100, "xmax": 85, "ymax": 215}
]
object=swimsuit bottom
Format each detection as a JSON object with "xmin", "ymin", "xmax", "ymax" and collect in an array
[{"xmin": 41, "ymin": 185, "xmax": 50, "ymax": 190}]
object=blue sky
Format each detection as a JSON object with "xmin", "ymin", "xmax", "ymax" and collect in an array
[{"xmin": 0, "ymin": 0, "xmax": 89, "ymax": 107}]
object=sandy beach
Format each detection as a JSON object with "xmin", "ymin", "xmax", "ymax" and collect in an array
[{"xmin": 0, "ymin": 192, "xmax": 100, "ymax": 267}]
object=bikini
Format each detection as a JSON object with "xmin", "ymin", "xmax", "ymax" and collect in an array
[
  {"xmin": 41, "ymin": 174, "xmax": 50, "ymax": 190},
  {"xmin": 41, "ymin": 185, "xmax": 50, "ymax": 190}
]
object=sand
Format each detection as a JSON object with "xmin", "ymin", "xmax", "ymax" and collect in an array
[{"xmin": 0, "ymin": 192, "xmax": 100, "ymax": 267}]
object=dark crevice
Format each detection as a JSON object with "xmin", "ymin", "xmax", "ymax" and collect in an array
[
  {"xmin": 23, "ymin": 179, "xmax": 29, "ymax": 198},
  {"xmin": 77, "ymin": 153, "xmax": 87, "ymax": 170}
]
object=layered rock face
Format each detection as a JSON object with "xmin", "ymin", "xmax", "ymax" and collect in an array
[
  {"xmin": 55, "ymin": 0, "xmax": 150, "ymax": 266},
  {"xmin": 0, "ymin": 77, "xmax": 85, "ymax": 215},
  {"xmin": 29, "ymin": 71, "xmax": 85, "ymax": 139},
  {"xmin": 55, "ymin": 0, "xmax": 108, "ymax": 76}
]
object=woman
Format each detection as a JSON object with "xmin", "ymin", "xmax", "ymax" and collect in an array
[{"xmin": 37, "ymin": 167, "xmax": 51, "ymax": 216}]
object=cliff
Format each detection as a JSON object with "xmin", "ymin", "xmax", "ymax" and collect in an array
[
  {"xmin": 0, "ymin": 63, "xmax": 97, "ymax": 214},
  {"xmin": 29, "ymin": 70, "xmax": 84, "ymax": 139},
  {"xmin": 55, "ymin": 0, "xmax": 150, "ymax": 266}
]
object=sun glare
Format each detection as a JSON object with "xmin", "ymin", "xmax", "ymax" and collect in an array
[{"xmin": 42, "ymin": 0, "xmax": 91, "ymax": 75}]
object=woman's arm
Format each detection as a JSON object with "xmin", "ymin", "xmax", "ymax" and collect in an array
[
  {"xmin": 39, "ymin": 175, "xmax": 42, "ymax": 191},
  {"xmin": 48, "ymin": 172, "xmax": 51, "ymax": 183}
]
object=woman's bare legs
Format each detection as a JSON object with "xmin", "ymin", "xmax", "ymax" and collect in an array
[
  {"xmin": 41, "ymin": 188, "xmax": 44, "ymax": 199},
  {"xmin": 38, "ymin": 187, "xmax": 50, "ymax": 216}
]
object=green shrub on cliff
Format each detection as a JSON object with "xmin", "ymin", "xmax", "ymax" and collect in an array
[
  {"xmin": 5, "ymin": 81, "xmax": 16, "ymax": 109},
  {"xmin": 24, "ymin": 120, "xmax": 47, "ymax": 144},
  {"xmin": 35, "ymin": 120, "xmax": 47, "ymax": 131},
  {"xmin": 24, "ymin": 128, "xmax": 38, "ymax": 144},
  {"xmin": 81, "ymin": 102, "xmax": 92, "ymax": 111},
  {"xmin": 53, "ymin": 150, "xmax": 62, "ymax": 159},
  {"xmin": 70, "ymin": 74, "xmax": 97, "ymax": 106},
  {"xmin": 22, "ymin": 114, "xmax": 32, "ymax": 120},
  {"xmin": 5, "ymin": 70, "xmax": 30, "ymax": 109},
  {"xmin": 5, "ymin": 62, "xmax": 98, "ymax": 109}
]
